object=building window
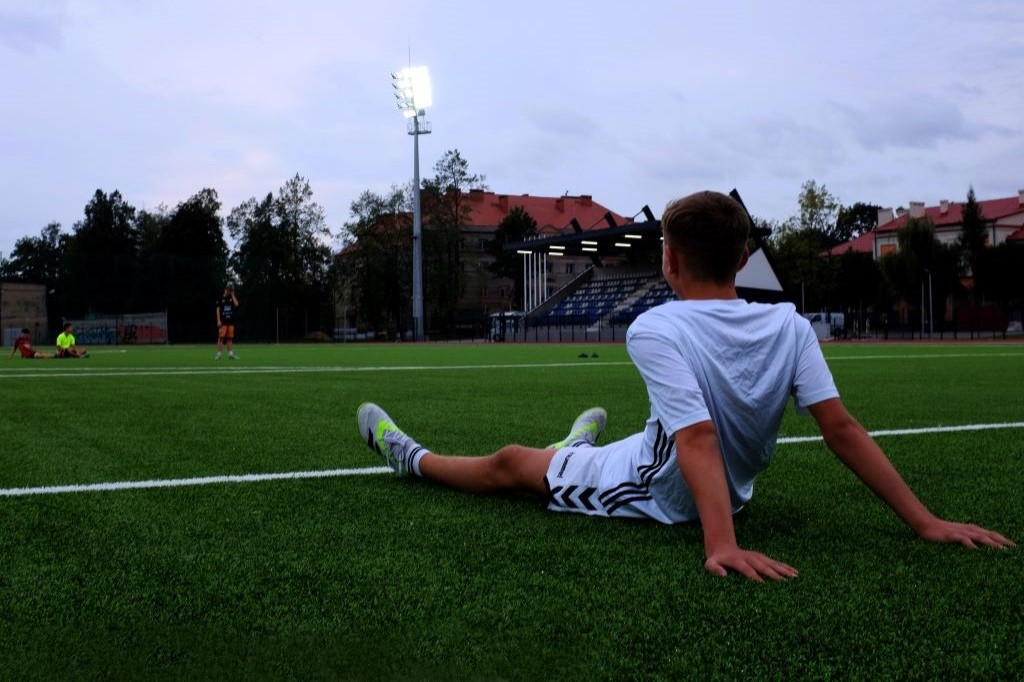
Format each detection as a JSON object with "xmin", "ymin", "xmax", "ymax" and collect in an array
[
  {"xmin": 565, "ymin": 263, "xmax": 575, "ymax": 274},
  {"xmin": 880, "ymin": 243, "xmax": 897, "ymax": 257}
]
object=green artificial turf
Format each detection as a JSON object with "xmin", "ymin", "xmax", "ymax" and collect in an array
[{"xmin": 1, "ymin": 342, "xmax": 1022, "ymax": 680}]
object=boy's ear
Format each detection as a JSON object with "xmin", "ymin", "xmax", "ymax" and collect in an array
[
  {"xmin": 735, "ymin": 246, "xmax": 749, "ymax": 273},
  {"xmin": 664, "ymin": 241, "xmax": 681, "ymax": 276}
]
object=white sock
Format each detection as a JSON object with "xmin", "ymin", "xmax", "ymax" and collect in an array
[{"xmin": 410, "ymin": 447, "xmax": 430, "ymax": 477}]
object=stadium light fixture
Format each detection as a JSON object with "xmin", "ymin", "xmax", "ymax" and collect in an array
[
  {"xmin": 625, "ymin": 234, "xmax": 643, "ymax": 240},
  {"xmin": 392, "ymin": 66, "xmax": 433, "ymax": 118},
  {"xmin": 614, "ymin": 242, "xmax": 631, "ymax": 248},
  {"xmin": 581, "ymin": 240, "xmax": 598, "ymax": 246},
  {"xmin": 391, "ymin": 65, "xmax": 433, "ymax": 341},
  {"xmin": 582, "ymin": 247, "xmax": 597, "ymax": 253},
  {"xmin": 516, "ymin": 250, "xmax": 533, "ymax": 255}
]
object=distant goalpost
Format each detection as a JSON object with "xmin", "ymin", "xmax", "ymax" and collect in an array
[{"xmin": 69, "ymin": 312, "xmax": 168, "ymax": 345}]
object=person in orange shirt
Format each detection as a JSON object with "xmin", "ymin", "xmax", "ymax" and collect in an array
[{"xmin": 215, "ymin": 283, "xmax": 239, "ymax": 360}]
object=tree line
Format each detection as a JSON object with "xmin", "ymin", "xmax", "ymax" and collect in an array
[
  {"xmin": 4, "ymin": 162, "xmax": 1021, "ymax": 342},
  {"xmin": 761, "ymin": 181, "xmax": 1024, "ymax": 333},
  {"xmin": 0, "ymin": 175, "xmax": 332, "ymax": 343},
  {"xmin": 0, "ymin": 150, "xmax": 502, "ymax": 342}
]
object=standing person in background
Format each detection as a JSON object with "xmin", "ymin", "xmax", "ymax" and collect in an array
[
  {"xmin": 215, "ymin": 283, "xmax": 239, "ymax": 360},
  {"xmin": 55, "ymin": 322, "xmax": 88, "ymax": 358}
]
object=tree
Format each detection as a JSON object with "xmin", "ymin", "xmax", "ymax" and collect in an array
[
  {"xmin": 797, "ymin": 180, "xmax": 841, "ymax": 248},
  {"xmin": 336, "ymin": 186, "xmax": 412, "ymax": 334},
  {"xmin": 976, "ymin": 242, "xmax": 1024, "ymax": 307},
  {"xmin": 1, "ymin": 222, "xmax": 67, "ymax": 285},
  {"xmin": 879, "ymin": 217, "xmax": 959, "ymax": 330},
  {"xmin": 420, "ymin": 149, "xmax": 488, "ymax": 331},
  {"xmin": 1, "ymin": 222, "xmax": 70, "ymax": 332},
  {"xmin": 832, "ymin": 250, "xmax": 883, "ymax": 314},
  {"xmin": 134, "ymin": 205, "xmax": 171, "ymax": 313},
  {"xmin": 765, "ymin": 222, "xmax": 832, "ymax": 312},
  {"xmin": 157, "ymin": 189, "xmax": 228, "ymax": 341},
  {"xmin": 485, "ymin": 205, "xmax": 538, "ymax": 309},
  {"xmin": 957, "ymin": 186, "xmax": 987, "ymax": 298},
  {"xmin": 65, "ymin": 189, "xmax": 139, "ymax": 316},
  {"xmin": 835, "ymin": 202, "xmax": 881, "ymax": 244},
  {"xmin": 228, "ymin": 175, "xmax": 333, "ymax": 341}
]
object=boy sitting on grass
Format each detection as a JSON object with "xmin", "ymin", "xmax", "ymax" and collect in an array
[
  {"xmin": 10, "ymin": 328, "xmax": 54, "ymax": 359},
  {"xmin": 357, "ymin": 190, "xmax": 1014, "ymax": 582},
  {"xmin": 56, "ymin": 322, "xmax": 89, "ymax": 358}
]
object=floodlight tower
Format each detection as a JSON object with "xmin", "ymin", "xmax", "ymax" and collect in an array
[{"xmin": 392, "ymin": 66, "xmax": 432, "ymax": 341}]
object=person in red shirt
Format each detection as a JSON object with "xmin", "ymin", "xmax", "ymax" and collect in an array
[{"xmin": 10, "ymin": 328, "xmax": 53, "ymax": 359}]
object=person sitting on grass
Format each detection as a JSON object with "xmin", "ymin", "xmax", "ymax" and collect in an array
[
  {"xmin": 357, "ymin": 190, "xmax": 1014, "ymax": 582},
  {"xmin": 55, "ymin": 322, "xmax": 89, "ymax": 358},
  {"xmin": 10, "ymin": 328, "xmax": 54, "ymax": 359}
]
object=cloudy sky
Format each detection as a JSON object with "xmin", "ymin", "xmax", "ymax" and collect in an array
[{"xmin": 2, "ymin": 0, "xmax": 1022, "ymax": 258}]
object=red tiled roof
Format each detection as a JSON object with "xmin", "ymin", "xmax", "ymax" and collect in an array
[
  {"xmin": 877, "ymin": 195, "xmax": 1024, "ymax": 233},
  {"xmin": 464, "ymin": 190, "xmax": 631, "ymax": 234},
  {"xmin": 828, "ymin": 230, "xmax": 875, "ymax": 255},
  {"xmin": 1009, "ymin": 227, "xmax": 1024, "ymax": 242}
]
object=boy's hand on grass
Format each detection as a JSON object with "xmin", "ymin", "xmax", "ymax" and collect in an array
[
  {"xmin": 917, "ymin": 518, "xmax": 1015, "ymax": 549},
  {"xmin": 704, "ymin": 547, "xmax": 799, "ymax": 582}
]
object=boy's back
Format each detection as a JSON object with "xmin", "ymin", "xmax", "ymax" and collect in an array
[{"xmin": 626, "ymin": 299, "xmax": 838, "ymax": 519}]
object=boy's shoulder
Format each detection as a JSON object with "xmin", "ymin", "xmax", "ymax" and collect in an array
[{"xmin": 631, "ymin": 299, "xmax": 799, "ymax": 329}]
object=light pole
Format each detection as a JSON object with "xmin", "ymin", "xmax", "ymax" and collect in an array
[
  {"xmin": 924, "ymin": 268, "xmax": 933, "ymax": 338},
  {"xmin": 920, "ymin": 280, "xmax": 925, "ymax": 338},
  {"xmin": 392, "ymin": 65, "xmax": 433, "ymax": 341}
]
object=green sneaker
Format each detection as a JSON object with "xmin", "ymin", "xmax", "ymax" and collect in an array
[
  {"xmin": 548, "ymin": 407, "xmax": 607, "ymax": 450},
  {"xmin": 357, "ymin": 403, "xmax": 420, "ymax": 476}
]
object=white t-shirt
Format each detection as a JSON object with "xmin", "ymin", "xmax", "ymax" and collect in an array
[{"xmin": 624, "ymin": 298, "xmax": 839, "ymax": 521}]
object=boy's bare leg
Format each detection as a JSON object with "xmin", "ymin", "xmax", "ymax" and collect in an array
[
  {"xmin": 418, "ymin": 446, "xmax": 554, "ymax": 495},
  {"xmin": 358, "ymin": 403, "xmax": 606, "ymax": 498}
]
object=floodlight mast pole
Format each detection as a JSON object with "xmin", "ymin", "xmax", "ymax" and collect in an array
[
  {"xmin": 411, "ymin": 112, "xmax": 425, "ymax": 342},
  {"xmin": 393, "ymin": 66, "xmax": 432, "ymax": 341}
]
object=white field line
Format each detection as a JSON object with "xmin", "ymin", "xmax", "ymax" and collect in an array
[
  {"xmin": 777, "ymin": 420, "xmax": 1024, "ymax": 444},
  {"xmin": 0, "ymin": 467, "xmax": 392, "ymax": 497},
  {"xmin": 1, "ymin": 351, "xmax": 1022, "ymax": 380},
  {"xmin": 2, "ymin": 421, "xmax": 1023, "ymax": 498},
  {"xmin": 0, "ymin": 361, "xmax": 634, "ymax": 379}
]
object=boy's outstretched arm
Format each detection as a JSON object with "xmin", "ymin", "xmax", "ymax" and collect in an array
[
  {"xmin": 808, "ymin": 398, "xmax": 1014, "ymax": 549},
  {"xmin": 675, "ymin": 421, "xmax": 800, "ymax": 582}
]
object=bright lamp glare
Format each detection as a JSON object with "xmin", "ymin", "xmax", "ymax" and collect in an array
[{"xmin": 393, "ymin": 66, "xmax": 432, "ymax": 116}]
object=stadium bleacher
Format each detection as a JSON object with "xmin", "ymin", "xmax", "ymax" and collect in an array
[
  {"xmin": 609, "ymin": 280, "xmax": 676, "ymax": 325},
  {"xmin": 538, "ymin": 270, "xmax": 664, "ymax": 327}
]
